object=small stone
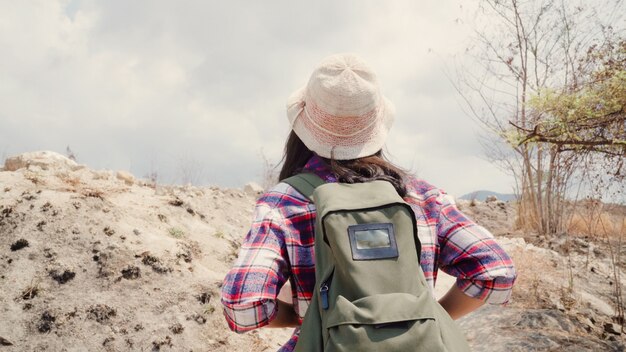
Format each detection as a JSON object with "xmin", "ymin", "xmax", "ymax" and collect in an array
[
  {"xmin": 0, "ymin": 336, "xmax": 13, "ymax": 346},
  {"xmin": 604, "ymin": 322, "xmax": 622, "ymax": 335},
  {"xmin": 10, "ymin": 239, "xmax": 29, "ymax": 251},
  {"xmin": 121, "ymin": 266, "xmax": 141, "ymax": 280},
  {"xmin": 168, "ymin": 198, "xmax": 184, "ymax": 206},
  {"xmin": 38, "ymin": 311, "xmax": 56, "ymax": 333},
  {"xmin": 169, "ymin": 323, "xmax": 184, "ymax": 334},
  {"xmin": 87, "ymin": 304, "xmax": 117, "ymax": 323},
  {"xmin": 555, "ymin": 300, "xmax": 565, "ymax": 311},
  {"xmin": 49, "ymin": 269, "xmax": 76, "ymax": 284},
  {"xmin": 578, "ymin": 316, "xmax": 595, "ymax": 331}
]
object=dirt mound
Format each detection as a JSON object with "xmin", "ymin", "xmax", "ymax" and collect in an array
[{"xmin": 0, "ymin": 152, "xmax": 291, "ymax": 351}]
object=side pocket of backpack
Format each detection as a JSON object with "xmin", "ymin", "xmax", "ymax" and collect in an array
[
  {"xmin": 294, "ymin": 289, "xmax": 324, "ymax": 352},
  {"xmin": 296, "ymin": 266, "xmax": 336, "ymax": 352}
]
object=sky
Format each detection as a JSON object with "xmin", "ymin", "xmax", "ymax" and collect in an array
[{"xmin": 0, "ymin": 0, "xmax": 515, "ymax": 197}]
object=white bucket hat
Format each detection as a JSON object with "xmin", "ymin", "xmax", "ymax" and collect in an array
[{"xmin": 286, "ymin": 54, "xmax": 395, "ymax": 160}]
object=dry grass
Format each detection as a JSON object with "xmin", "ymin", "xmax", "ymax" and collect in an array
[
  {"xmin": 168, "ymin": 227, "xmax": 185, "ymax": 239},
  {"xmin": 24, "ymin": 171, "xmax": 44, "ymax": 185},
  {"xmin": 562, "ymin": 200, "xmax": 626, "ymax": 328},
  {"xmin": 513, "ymin": 198, "xmax": 539, "ymax": 232},
  {"xmin": 507, "ymin": 246, "xmax": 566, "ymax": 309},
  {"xmin": 20, "ymin": 283, "xmax": 40, "ymax": 300},
  {"xmin": 59, "ymin": 175, "xmax": 82, "ymax": 188},
  {"xmin": 81, "ymin": 189, "xmax": 105, "ymax": 199},
  {"xmin": 514, "ymin": 196, "xmax": 626, "ymax": 241},
  {"xmin": 566, "ymin": 201, "xmax": 626, "ymax": 240}
]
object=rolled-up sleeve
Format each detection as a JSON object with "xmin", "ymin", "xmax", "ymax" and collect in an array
[
  {"xmin": 221, "ymin": 203, "xmax": 290, "ymax": 332},
  {"xmin": 435, "ymin": 192, "xmax": 516, "ymax": 304}
]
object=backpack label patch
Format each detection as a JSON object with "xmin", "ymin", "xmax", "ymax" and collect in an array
[{"xmin": 348, "ymin": 223, "xmax": 398, "ymax": 260}]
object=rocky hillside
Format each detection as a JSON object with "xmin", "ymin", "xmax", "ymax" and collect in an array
[
  {"xmin": 0, "ymin": 151, "xmax": 624, "ymax": 351},
  {"xmin": 0, "ymin": 152, "xmax": 292, "ymax": 351},
  {"xmin": 455, "ymin": 198, "xmax": 626, "ymax": 351}
]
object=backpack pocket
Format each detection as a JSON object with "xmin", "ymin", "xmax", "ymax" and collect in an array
[{"xmin": 324, "ymin": 292, "xmax": 447, "ymax": 352}]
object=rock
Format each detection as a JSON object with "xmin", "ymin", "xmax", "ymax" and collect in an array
[
  {"xmin": 243, "ymin": 182, "xmax": 264, "ymax": 196},
  {"xmin": 116, "ymin": 171, "xmax": 135, "ymax": 186},
  {"xmin": 4, "ymin": 151, "xmax": 79, "ymax": 172},
  {"xmin": 577, "ymin": 316, "xmax": 596, "ymax": 332},
  {"xmin": 155, "ymin": 186, "xmax": 167, "ymax": 196},
  {"xmin": 554, "ymin": 300, "xmax": 565, "ymax": 311},
  {"xmin": 513, "ymin": 309, "xmax": 575, "ymax": 332},
  {"xmin": 496, "ymin": 237, "xmax": 526, "ymax": 252},
  {"xmin": 485, "ymin": 195, "xmax": 498, "ymax": 203},
  {"xmin": 92, "ymin": 170, "xmax": 111, "ymax": 180},
  {"xmin": 604, "ymin": 322, "xmax": 622, "ymax": 335},
  {"xmin": 579, "ymin": 291, "xmax": 615, "ymax": 317},
  {"xmin": 0, "ymin": 336, "xmax": 13, "ymax": 346}
]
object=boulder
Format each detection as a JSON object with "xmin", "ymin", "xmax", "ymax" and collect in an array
[
  {"xmin": 579, "ymin": 291, "xmax": 615, "ymax": 317},
  {"xmin": 116, "ymin": 171, "xmax": 135, "ymax": 186},
  {"xmin": 243, "ymin": 182, "xmax": 264, "ymax": 196},
  {"xmin": 486, "ymin": 195, "xmax": 498, "ymax": 203},
  {"xmin": 4, "ymin": 151, "xmax": 79, "ymax": 172}
]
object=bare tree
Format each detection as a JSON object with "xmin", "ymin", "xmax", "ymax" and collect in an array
[
  {"xmin": 177, "ymin": 155, "xmax": 206, "ymax": 186},
  {"xmin": 454, "ymin": 0, "xmax": 625, "ymax": 235},
  {"xmin": 513, "ymin": 37, "xmax": 625, "ymax": 177},
  {"xmin": 258, "ymin": 148, "xmax": 279, "ymax": 191},
  {"xmin": 66, "ymin": 145, "xmax": 77, "ymax": 162}
]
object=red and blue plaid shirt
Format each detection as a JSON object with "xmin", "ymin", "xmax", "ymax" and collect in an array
[{"xmin": 221, "ymin": 155, "xmax": 516, "ymax": 351}]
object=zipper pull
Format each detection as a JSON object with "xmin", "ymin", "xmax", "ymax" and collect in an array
[{"xmin": 320, "ymin": 283, "xmax": 329, "ymax": 310}]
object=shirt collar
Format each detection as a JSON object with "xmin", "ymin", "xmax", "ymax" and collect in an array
[{"xmin": 301, "ymin": 154, "xmax": 337, "ymax": 183}]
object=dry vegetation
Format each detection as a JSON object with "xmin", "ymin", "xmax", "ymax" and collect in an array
[
  {"xmin": 566, "ymin": 202, "xmax": 626, "ymax": 240},
  {"xmin": 507, "ymin": 246, "xmax": 565, "ymax": 309}
]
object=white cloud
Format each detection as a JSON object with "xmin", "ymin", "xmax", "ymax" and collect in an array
[{"xmin": 0, "ymin": 0, "xmax": 514, "ymax": 195}]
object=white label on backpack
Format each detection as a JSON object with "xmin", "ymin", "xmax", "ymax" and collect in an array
[
  {"xmin": 348, "ymin": 223, "xmax": 398, "ymax": 260},
  {"xmin": 354, "ymin": 229, "xmax": 392, "ymax": 249}
]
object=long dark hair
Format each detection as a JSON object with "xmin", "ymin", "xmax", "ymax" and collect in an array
[{"xmin": 278, "ymin": 131, "xmax": 408, "ymax": 197}]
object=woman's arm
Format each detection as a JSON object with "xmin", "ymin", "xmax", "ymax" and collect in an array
[
  {"xmin": 434, "ymin": 190, "xmax": 517, "ymax": 306},
  {"xmin": 267, "ymin": 299, "xmax": 300, "ymax": 328},
  {"xmin": 438, "ymin": 284, "xmax": 485, "ymax": 320},
  {"xmin": 221, "ymin": 198, "xmax": 292, "ymax": 333}
]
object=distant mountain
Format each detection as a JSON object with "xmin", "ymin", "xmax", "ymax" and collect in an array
[{"xmin": 459, "ymin": 190, "xmax": 517, "ymax": 202}]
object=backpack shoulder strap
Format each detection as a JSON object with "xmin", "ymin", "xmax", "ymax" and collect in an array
[{"xmin": 282, "ymin": 173, "xmax": 325, "ymax": 201}]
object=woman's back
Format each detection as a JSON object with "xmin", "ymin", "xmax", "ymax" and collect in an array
[
  {"xmin": 221, "ymin": 53, "xmax": 516, "ymax": 352},
  {"xmin": 221, "ymin": 154, "xmax": 515, "ymax": 351}
]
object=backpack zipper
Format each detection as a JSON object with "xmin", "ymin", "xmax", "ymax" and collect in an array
[
  {"xmin": 320, "ymin": 271, "xmax": 334, "ymax": 310},
  {"xmin": 320, "ymin": 282, "xmax": 329, "ymax": 310}
]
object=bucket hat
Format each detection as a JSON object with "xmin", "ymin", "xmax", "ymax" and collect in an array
[{"xmin": 286, "ymin": 54, "xmax": 395, "ymax": 160}]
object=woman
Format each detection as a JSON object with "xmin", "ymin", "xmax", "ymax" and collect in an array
[{"xmin": 221, "ymin": 54, "xmax": 516, "ymax": 351}]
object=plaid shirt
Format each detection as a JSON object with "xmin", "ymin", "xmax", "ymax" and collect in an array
[{"xmin": 221, "ymin": 155, "xmax": 516, "ymax": 351}]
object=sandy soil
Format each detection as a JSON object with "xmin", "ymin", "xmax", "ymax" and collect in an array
[{"xmin": 0, "ymin": 152, "xmax": 292, "ymax": 351}]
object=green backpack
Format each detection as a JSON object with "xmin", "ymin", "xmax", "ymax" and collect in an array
[{"xmin": 283, "ymin": 173, "xmax": 471, "ymax": 352}]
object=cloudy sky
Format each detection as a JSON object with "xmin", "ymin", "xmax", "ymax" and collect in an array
[{"xmin": 0, "ymin": 0, "xmax": 514, "ymax": 197}]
